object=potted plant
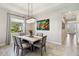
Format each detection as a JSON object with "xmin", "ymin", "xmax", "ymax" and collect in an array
[{"xmin": 29, "ymin": 30, "xmax": 33, "ymax": 37}]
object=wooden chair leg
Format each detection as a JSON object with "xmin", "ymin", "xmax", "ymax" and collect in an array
[
  {"xmin": 44, "ymin": 45, "xmax": 46, "ymax": 52},
  {"xmin": 41, "ymin": 47, "xmax": 43, "ymax": 56},
  {"xmin": 31, "ymin": 45, "xmax": 33, "ymax": 52},
  {"xmin": 21, "ymin": 49, "xmax": 23, "ymax": 56},
  {"xmin": 14, "ymin": 44, "xmax": 15, "ymax": 52},
  {"xmin": 16, "ymin": 47, "xmax": 19, "ymax": 56}
]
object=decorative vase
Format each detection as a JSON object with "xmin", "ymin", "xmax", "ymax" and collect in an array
[{"xmin": 29, "ymin": 30, "xmax": 33, "ymax": 37}]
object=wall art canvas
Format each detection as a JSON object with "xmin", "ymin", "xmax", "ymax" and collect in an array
[{"xmin": 37, "ymin": 19, "xmax": 49, "ymax": 30}]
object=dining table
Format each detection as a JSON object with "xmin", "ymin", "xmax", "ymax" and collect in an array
[
  {"xmin": 15, "ymin": 35, "xmax": 43, "ymax": 51},
  {"xmin": 16, "ymin": 35, "xmax": 42, "ymax": 44}
]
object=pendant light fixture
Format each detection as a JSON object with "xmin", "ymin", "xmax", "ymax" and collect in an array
[{"xmin": 26, "ymin": 3, "xmax": 36, "ymax": 23}]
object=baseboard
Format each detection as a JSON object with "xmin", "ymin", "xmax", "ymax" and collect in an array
[
  {"xmin": 0, "ymin": 42, "xmax": 6, "ymax": 47},
  {"xmin": 47, "ymin": 41, "xmax": 61, "ymax": 45}
]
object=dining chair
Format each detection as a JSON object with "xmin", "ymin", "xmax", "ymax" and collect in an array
[
  {"xmin": 33, "ymin": 36, "xmax": 47, "ymax": 56},
  {"xmin": 13, "ymin": 36, "xmax": 18, "ymax": 52},
  {"xmin": 37, "ymin": 33, "xmax": 43, "ymax": 37},
  {"xmin": 19, "ymin": 32, "xmax": 30, "ymax": 46},
  {"xmin": 13, "ymin": 36, "xmax": 29, "ymax": 52},
  {"xmin": 13, "ymin": 36, "xmax": 31, "ymax": 56},
  {"xmin": 34, "ymin": 33, "xmax": 43, "ymax": 44}
]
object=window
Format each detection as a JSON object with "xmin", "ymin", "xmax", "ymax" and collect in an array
[{"xmin": 10, "ymin": 15, "xmax": 25, "ymax": 33}]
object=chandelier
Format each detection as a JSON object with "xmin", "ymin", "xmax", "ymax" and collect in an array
[
  {"xmin": 26, "ymin": 3, "xmax": 36, "ymax": 23},
  {"xmin": 63, "ymin": 11, "xmax": 76, "ymax": 22}
]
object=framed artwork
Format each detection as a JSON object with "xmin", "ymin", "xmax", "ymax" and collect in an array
[{"xmin": 37, "ymin": 19, "xmax": 49, "ymax": 30}]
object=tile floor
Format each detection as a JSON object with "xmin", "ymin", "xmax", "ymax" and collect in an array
[{"xmin": 0, "ymin": 34, "xmax": 79, "ymax": 56}]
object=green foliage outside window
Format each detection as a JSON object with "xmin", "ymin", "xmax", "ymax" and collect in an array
[{"xmin": 11, "ymin": 22, "xmax": 22, "ymax": 33}]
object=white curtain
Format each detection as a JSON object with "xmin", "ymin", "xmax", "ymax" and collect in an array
[
  {"xmin": 6, "ymin": 13, "xmax": 26, "ymax": 45},
  {"xmin": 6, "ymin": 13, "xmax": 11, "ymax": 45}
]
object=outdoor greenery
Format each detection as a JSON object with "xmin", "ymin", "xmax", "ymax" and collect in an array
[{"xmin": 11, "ymin": 22, "xmax": 22, "ymax": 33}]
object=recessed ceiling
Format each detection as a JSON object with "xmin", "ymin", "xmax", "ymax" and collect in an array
[
  {"xmin": 0, "ymin": 3, "xmax": 61, "ymax": 15},
  {"xmin": 0, "ymin": 3, "xmax": 79, "ymax": 17}
]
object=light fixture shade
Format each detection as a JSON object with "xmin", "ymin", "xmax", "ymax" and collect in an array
[
  {"xmin": 63, "ymin": 11, "xmax": 76, "ymax": 21},
  {"xmin": 26, "ymin": 18, "xmax": 36, "ymax": 23}
]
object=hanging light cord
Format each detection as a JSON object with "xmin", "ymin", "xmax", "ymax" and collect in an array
[
  {"xmin": 27, "ymin": 3, "xmax": 35, "ymax": 19},
  {"xmin": 28, "ymin": 3, "xmax": 30, "ymax": 19},
  {"xmin": 31, "ymin": 4, "xmax": 34, "ymax": 18}
]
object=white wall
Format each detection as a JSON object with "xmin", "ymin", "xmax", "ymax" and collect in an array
[
  {"xmin": 0, "ymin": 7, "xmax": 25, "ymax": 46},
  {"xmin": 0, "ymin": 7, "xmax": 7, "ymax": 46},
  {"xmin": 76, "ymin": 13, "xmax": 79, "ymax": 44},
  {"xmin": 35, "ymin": 12, "xmax": 62, "ymax": 45},
  {"xmin": 26, "ymin": 23, "xmax": 35, "ymax": 35},
  {"xmin": 76, "ymin": 23, "xmax": 79, "ymax": 44},
  {"xmin": 34, "ymin": 4, "xmax": 79, "ymax": 45},
  {"xmin": 0, "ymin": 3, "xmax": 79, "ymax": 46}
]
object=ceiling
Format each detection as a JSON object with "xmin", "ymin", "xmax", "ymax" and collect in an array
[
  {"xmin": 0, "ymin": 3, "xmax": 62, "ymax": 15},
  {"xmin": 0, "ymin": 3, "xmax": 79, "ymax": 20}
]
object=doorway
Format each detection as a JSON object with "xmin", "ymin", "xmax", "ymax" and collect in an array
[{"xmin": 66, "ymin": 21, "xmax": 77, "ymax": 47}]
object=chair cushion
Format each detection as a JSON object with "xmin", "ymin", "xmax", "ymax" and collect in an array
[
  {"xmin": 22, "ymin": 43, "xmax": 30, "ymax": 48},
  {"xmin": 33, "ymin": 42, "xmax": 41, "ymax": 48}
]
